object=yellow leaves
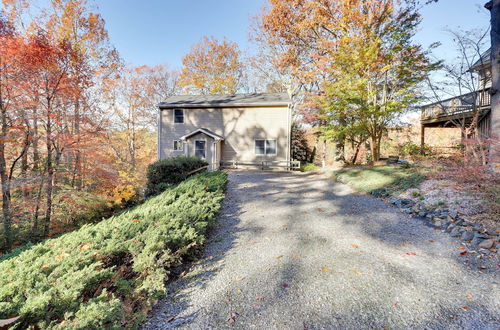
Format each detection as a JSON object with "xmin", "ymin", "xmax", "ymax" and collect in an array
[
  {"xmin": 79, "ymin": 242, "xmax": 92, "ymax": 251},
  {"xmin": 179, "ymin": 36, "xmax": 242, "ymax": 95},
  {"xmin": 132, "ymin": 219, "xmax": 140, "ymax": 223},
  {"xmin": 55, "ymin": 253, "xmax": 69, "ymax": 261},
  {"xmin": 320, "ymin": 267, "xmax": 329, "ymax": 272},
  {"xmin": 351, "ymin": 244, "xmax": 359, "ymax": 249}
]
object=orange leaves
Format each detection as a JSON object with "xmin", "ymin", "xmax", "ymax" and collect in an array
[
  {"xmin": 351, "ymin": 244, "xmax": 359, "ymax": 249},
  {"xmin": 320, "ymin": 267, "xmax": 329, "ymax": 272},
  {"xmin": 179, "ymin": 36, "xmax": 243, "ymax": 95},
  {"xmin": 131, "ymin": 219, "xmax": 140, "ymax": 223}
]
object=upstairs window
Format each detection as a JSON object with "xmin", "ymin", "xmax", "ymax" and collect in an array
[
  {"xmin": 174, "ymin": 109, "xmax": 184, "ymax": 123},
  {"xmin": 255, "ymin": 139, "xmax": 277, "ymax": 155},
  {"xmin": 173, "ymin": 140, "xmax": 183, "ymax": 151}
]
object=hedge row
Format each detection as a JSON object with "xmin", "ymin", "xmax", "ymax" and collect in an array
[
  {"xmin": 0, "ymin": 171, "xmax": 227, "ymax": 329},
  {"xmin": 144, "ymin": 156, "xmax": 208, "ymax": 198}
]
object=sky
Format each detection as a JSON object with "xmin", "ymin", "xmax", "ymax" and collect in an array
[{"xmin": 95, "ymin": 0, "xmax": 491, "ymax": 69}]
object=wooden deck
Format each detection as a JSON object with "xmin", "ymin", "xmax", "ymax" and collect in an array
[{"xmin": 421, "ymin": 88, "xmax": 491, "ymax": 126}]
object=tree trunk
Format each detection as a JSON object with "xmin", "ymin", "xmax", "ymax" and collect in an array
[
  {"xmin": 44, "ymin": 104, "xmax": 53, "ymax": 238},
  {"xmin": 32, "ymin": 107, "xmax": 40, "ymax": 172},
  {"xmin": 371, "ymin": 134, "xmax": 380, "ymax": 162},
  {"xmin": 486, "ymin": 0, "xmax": 500, "ymax": 170},
  {"xmin": 0, "ymin": 107, "xmax": 12, "ymax": 250}
]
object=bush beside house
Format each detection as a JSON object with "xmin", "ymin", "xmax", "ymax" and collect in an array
[
  {"xmin": 0, "ymin": 171, "xmax": 227, "ymax": 329},
  {"xmin": 145, "ymin": 156, "xmax": 208, "ymax": 197}
]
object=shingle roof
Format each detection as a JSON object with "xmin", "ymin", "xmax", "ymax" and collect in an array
[
  {"xmin": 469, "ymin": 48, "xmax": 491, "ymax": 72},
  {"xmin": 159, "ymin": 93, "xmax": 290, "ymax": 109}
]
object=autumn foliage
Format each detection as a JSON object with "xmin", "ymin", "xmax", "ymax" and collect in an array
[
  {"xmin": 179, "ymin": 36, "xmax": 244, "ymax": 94},
  {"xmin": 0, "ymin": 1, "xmax": 176, "ymax": 252}
]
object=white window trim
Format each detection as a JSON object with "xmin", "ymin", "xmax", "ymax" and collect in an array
[
  {"xmin": 194, "ymin": 139, "xmax": 207, "ymax": 159},
  {"xmin": 254, "ymin": 139, "xmax": 277, "ymax": 156},
  {"xmin": 173, "ymin": 109, "xmax": 184, "ymax": 124},
  {"xmin": 173, "ymin": 140, "xmax": 183, "ymax": 151}
]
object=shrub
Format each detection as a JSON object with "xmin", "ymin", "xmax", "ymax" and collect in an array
[
  {"xmin": 144, "ymin": 156, "xmax": 208, "ymax": 197},
  {"xmin": 300, "ymin": 162, "xmax": 319, "ymax": 172},
  {"xmin": 0, "ymin": 171, "xmax": 227, "ymax": 329},
  {"xmin": 291, "ymin": 122, "xmax": 313, "ymax": 162},
  {"xmin": 399, "ymin": 142, "xmax": 433, "ymax": 156}
]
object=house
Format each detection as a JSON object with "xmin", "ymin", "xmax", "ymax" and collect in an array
[
  {"xmin": 420, "ymin": 49, "xmax": 492, "ymax": 147},
  {"xmin": 157, "ymin": 93, "xmax": 292, "ymax": 170}
]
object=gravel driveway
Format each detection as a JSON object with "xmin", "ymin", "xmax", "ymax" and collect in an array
[{"xmin": 143, "ymin": 171, "xmax": 499, "ymax": 329}]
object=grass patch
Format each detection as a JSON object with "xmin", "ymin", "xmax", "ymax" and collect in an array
[
  {"xmin": 300, "ymin": 162, "xmax": 319, "ymax": 172},
  {"xmin": 334, "ymin": 165, "xmax": 426, "ymax": 196},
  {"xmin": 0, "ymin": 171, "xmax": 227, "ymax": 329}
]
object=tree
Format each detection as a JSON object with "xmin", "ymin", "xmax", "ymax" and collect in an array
[
  {"xmin": 259, "ymin": 0, "xmax": 437, "ymax": 162},
  {"xmin": 426, "ymin": 29, "xmax": 490, "ymax": 165},
  {"xmin": 179, "ymin": 36, "xmax": 243, "ymax": 95}
]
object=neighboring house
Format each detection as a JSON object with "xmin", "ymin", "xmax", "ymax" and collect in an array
[
  {"xmin": 157, "ymin": 93, "xmax": 292, "ymax": 170},
  {"xmin": 420, "ymin": 49, "xmax": 492, "ymax": 147}
]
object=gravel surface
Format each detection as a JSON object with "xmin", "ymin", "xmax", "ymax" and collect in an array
[{"xmin": 143, "ymin": 171, "xmax": 500, "ymax": 329}]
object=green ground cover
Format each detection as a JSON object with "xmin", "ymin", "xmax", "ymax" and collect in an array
[
  {"xmin": 334, "ymin": 165, "xmax": 426, "ymax": 196},
  {"xmin": 0, "ymin": 171, "xmax": 227, "ymax": 329}
]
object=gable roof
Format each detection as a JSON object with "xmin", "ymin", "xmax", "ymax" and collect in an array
[
  {"xmin": 159, "ymin": 93, "xmax": 290, "ymax": 109},
  {"xmin": 180, "ymin": 128, "xmax": 224, "ymax": 141},
  {"xmin": 469, "ymin": 48, "xmax": 491, "ymax": 72}
]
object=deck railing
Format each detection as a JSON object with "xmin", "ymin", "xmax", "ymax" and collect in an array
[{"xmin": 421, "ymin": 88, "xmax": 491, "ymax": 121}]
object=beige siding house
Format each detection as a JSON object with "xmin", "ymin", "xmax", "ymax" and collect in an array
[{"xmin": 158, "ymin": 93, "xmax": 292, "ymax": 170}]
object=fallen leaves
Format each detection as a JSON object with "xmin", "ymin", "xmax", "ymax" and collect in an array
[
  {"xmin": 351, "ymin": 244, "xmax": 359, "ymax": 249},
  {"xmin": 320, "ymin": 267, "xmax": 329, "ymax": 272},
  {"xmin": 166, "ymin": 316, "xmax": 175, "ymax": 323},
  {"xmin": 316, "ymin": 208, "xmax": 325, "ymax": 212},
  {"xmin": 132, "ymin": 219, "xmax": 140, "ymax": 223},
  {"xmin": 405, "ymin": 252, "xmax": 417, "ymax": 256},
  {"xmin": 282, "ymin": 283, "xmax": 289, "ymax": 288},
  {"xmin": 276, "ymin": 255, "xmax": 283, "ymax": 259},
  {"xmin": 460, "ymin": 251, "xmax": 468, "ymax": 256},
  {"xmin": 351, "ymin": 269, "xmax": 362, "ymax": 275},
  {"xmin": 233, "ymin": 277, "xmax": 245, "ymax": 282},
  {"xmin": 466, "ymin": 294, "xmax": 473, "ymax": 300},
  {"xmin": 461, "ymin": 306, "xmax": 469, "ymax": 310},
  {"xmin": 255, "ymin": 296, "xmax": 265, "ymax": 301},
  {"xmin": 227, "ymin": 312, "xmax": 238, "ymax": 324},
  {"xmin": 264, "ymin": 237, "xmax": 272, "ymax": 242}
]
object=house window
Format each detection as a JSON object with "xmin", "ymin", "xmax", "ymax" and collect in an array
[
  {"xmin": 195, "ymin": 140, "xmax": 206, "ymax": 159},
  {"xmin": 255, "ymin": 139, "xmax": 277, "ymax": 155},
  {"xmin": 173, "ymin": 109, "xmax": 184, "ymax": 123},
  {"xmin": 173, "ymin": 140, "xmax": 183, "ymax": 151}
]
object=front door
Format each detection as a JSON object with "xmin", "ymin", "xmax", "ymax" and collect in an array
[{"xmin": 194, "ymin": 140, "xmax": 206, "ymax": 159}]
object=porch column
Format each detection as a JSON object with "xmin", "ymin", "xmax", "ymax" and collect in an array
[{"xmin": 420, "ymin": 125, "xmax": 425, "ymax": 155}]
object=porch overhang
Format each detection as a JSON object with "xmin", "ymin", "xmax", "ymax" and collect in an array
[{"xmin": 180, "ymin": 128, "xmax": 224, "ymax": 141}]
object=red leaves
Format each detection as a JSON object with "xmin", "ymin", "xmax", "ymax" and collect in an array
[
  {"xmin": 282, "ymin": 283, "xmax": 289, "ymax": 288},
  {"xmin": 405, "ymin": 252, "xmax": 417, "ymax": 256},
  {"xmin": 460, "ymin": 251, "xmax": 468, "ymax": 256}
]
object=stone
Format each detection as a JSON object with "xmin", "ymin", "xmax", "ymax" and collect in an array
[
  {"xmin": 472, "ymin": 223, "xmax": 481, "ymax": 231},
  {"xmin": 418, "ymin": 211, "xmax": 427, "ymax": 218},
  {"xmin": 474, "ymin": 232, "xmax": 488, "ymax": 239},
  {"xmin": 449, "ymin": 210, "xmax": 458, "ymax": 219},
  {"xmin": 401, "ymin": 198, "xmax": 412, "ymax": 206},
  {"xmin": 447, "ymin": 224, "xmax": 456, "ymax": 231},
  {"xmin": 450, "ymin": 228, "xmax": 461, "ymax": 237},
  {"xmin": 461, "ymin": 231, "xmax": 475, "ymax": 241},
  {"xmin": 478, "ymin": 239, "xmax": 495, "ymax": 249},
  {"xmin": 471, "ymin": 237, "xmax": 484, "ymax": 247}
]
